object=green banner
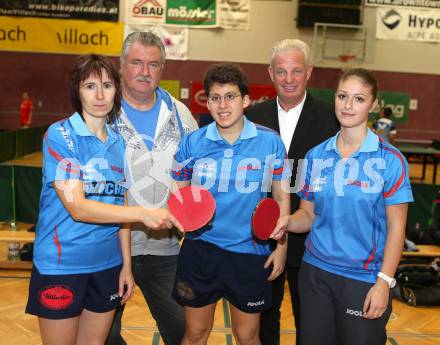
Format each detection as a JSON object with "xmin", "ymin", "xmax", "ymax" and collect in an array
[
  {"xmin": 372, "ymin": 92, "xmax": 410, "ymax": 124},
  {"xmin": 308, "ymin": 87, "xmax": 334, "ymax": 104},
  {"xmin": 166, "ymin": 0, "xmax": 217, "ymax": 26},
  {"xmin": 308, "ymin": 88, "xmax": 410, "ymax": 124}
]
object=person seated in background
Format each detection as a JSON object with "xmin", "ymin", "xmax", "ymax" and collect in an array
[{"xmin": 373, "ymin": 106, "xmax": 397, "ymax": 145}]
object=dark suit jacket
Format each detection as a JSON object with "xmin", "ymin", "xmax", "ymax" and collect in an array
[{"xmin": 246, "ymin": 93, "xmax": 339, "ymax": 267}]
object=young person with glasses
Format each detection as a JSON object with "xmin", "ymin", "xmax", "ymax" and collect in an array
[{"xmin": 171, "ymin": 63, "xmax": 291, "ymax": 345}]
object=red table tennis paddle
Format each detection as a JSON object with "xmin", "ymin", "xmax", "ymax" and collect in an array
[
  {"xmin": 167, "ymin": 185, "xmax": 216, "ymax": 232},
  {"xmin": 252, "ymin": 198, "xmax": 280, "ymax": 240}
]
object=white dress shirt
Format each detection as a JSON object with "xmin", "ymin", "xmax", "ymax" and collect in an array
[{"xmin": 277, "ymin": 93, "xmax": 307, "ymax": 152}]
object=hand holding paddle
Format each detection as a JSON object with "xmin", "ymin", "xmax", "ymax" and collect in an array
[
  {"xmin": 270, "ymin": 215, "xmax": 291, "ymax": 240},
  {"xmin": 139, "ymin": 208, "xmax": 184, "ymax": 232},
  {"xmin": 252, "ymin": 198, "xmax": 281, "ymax": 241}
]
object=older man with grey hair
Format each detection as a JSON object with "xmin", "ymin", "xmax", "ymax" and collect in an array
[
  {"xmin": 246, "ymin": 38, "xmax": 339, "ymax": 345},
  {"xmin": 106, "ymin": 31, "xmax": 198, "ymax": 345}
]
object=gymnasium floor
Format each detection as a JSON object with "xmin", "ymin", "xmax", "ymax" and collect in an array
[
  {"xmin": 0, "ymin": 267, "xmax": 439, "ymax": 345},
  {"xmin": 0, "ymin": 153, "xmax": 439, "ymax": 344}
]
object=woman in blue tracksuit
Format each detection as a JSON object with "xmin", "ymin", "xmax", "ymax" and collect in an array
[
  {"xmin": 26, "ymin": 54, "xmax": 181, "ymax": 345},
  {"xmin": 273, "ymin": 68, "xmax": 413, "ymax": 345}
]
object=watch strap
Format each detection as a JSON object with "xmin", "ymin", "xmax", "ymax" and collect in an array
[{"xmin": 378, "ymin": 271, "xmax": 396, "ymax": 288}]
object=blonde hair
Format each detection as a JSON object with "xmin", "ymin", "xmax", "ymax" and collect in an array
[{"xmin": 270, "ymin": 39, "xmax": 310, "ymax": 67}]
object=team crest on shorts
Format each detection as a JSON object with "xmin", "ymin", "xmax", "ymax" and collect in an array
[
  {"xmin": 176, "ymin": 281, "xmax": 195, "ymax": 300},
  {"xmin": 39, "ymin": 285, "xmax": 74, "ymax": 310}
]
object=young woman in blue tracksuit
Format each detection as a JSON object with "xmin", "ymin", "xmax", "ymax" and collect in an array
[{"xmin": 273, "ymin": 68, "xmax": 413, "ymax": 345}]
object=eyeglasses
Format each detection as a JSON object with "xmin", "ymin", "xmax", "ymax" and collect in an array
[{"xmin": 207, "ymin": 93, "xmax": 241, "ymax": 104}]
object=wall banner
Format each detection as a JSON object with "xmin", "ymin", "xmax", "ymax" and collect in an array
[
  {"xmin": 219, "ymin": 0, "xmax": 251, "ymax": 30},
  {"xmin": 376, "ymin": 7, "xmax": 440, "ymax": 43},
  {"xmin": 127, "ymin": 0, "xmax": 218, "ymax": 27},
  {"xmin": 365, "ymin": 0, "xmax": 440, "ymax": 10},
  {"xmin": 165, "ymin": 0, "xmax": 217, "ymax": 27},
  {"xmin": 0, "ymin": 0, "xmax": 119, "ymax": 21},
  {"xmin": 125, "ymin": 24, "xmax": 188, "ymax": 60},
  {"xmin": 127, "ymin": 0, "xmax": 166, "ymax": 25},
  {"xmin": 127, "ymin": 0, "xmax": 250, "ymax": 30},
  {"xmin": 372, "ymin": 91, "xmax": 410, "ymax": 123},
  {"xmin": 0, "ymin": 16, "xmax": 123, "ymax": 55}
]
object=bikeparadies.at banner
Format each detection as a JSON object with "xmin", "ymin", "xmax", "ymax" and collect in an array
[
  {"xmin": 0, "ymin": 16, "xmax": 123, "ymax": 55},
  {"xmin": 0, "ymin": 0, "xmax": 119, "ymax": 21},
  {"xmin": 190, "ymin": 81, "xmax": 276, "ymax": 114},
  {"xmin": 365, "ymin": 0, "xmax": 440, "ymax": 9}
]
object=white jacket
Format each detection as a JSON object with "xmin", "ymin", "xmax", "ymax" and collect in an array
[{"xmin": 115, "ymin": 87, "xmax": 198, "ymax": 256}]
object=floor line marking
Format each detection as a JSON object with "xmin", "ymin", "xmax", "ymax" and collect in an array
[{"xmin": 222, "ymin": 299, "xmax": 233, "ymax": 345}]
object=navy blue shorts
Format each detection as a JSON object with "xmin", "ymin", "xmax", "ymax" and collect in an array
[
  {"xmin": 173, "ymin": 239, "xmax": 272, "ymax": 313},
  {"xmin": 26, "ymin": 265, "xmax": 122, "ymax": 319},
  {"xmin": 299, "ymin": 262, "xmax": 392, "ymax": 345}
]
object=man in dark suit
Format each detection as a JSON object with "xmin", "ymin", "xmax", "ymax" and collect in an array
[{"xmin": 246, "ymin": 39, "xmax": 339, "ymax": 345}]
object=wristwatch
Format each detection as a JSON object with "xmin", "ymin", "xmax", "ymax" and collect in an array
[{"xmin": 378, "ymin": 272, "xmax": 396, "ymax": 288}]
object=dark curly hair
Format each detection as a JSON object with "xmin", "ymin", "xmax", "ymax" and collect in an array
[
  {"xmin": 69, "ymin": 54, "xmax": 121, "ymax": 124},
  {"xmin": 203, "ymin": 63, "xmax": 249, "ymax": 96}
]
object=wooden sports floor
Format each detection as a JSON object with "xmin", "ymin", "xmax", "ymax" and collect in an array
[
  {"xmin": 0, "ymin": 269, "xmax": 439, "ymax": 345},
  {"xmin": 0, "ymin": 152, "xmax": 439, "ymax": 344}
]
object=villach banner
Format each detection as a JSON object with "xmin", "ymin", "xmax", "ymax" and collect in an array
[
  {"xmin": 0, "ymin": 0, "xmax": 119, "ymax": 21},
  {"xmin": 376, "ymin": 7, "xmax": 440, "ymax": 43},
  {"xmin": 0, "ymin": 16, "xmax": 123, "ymax": 55}
]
